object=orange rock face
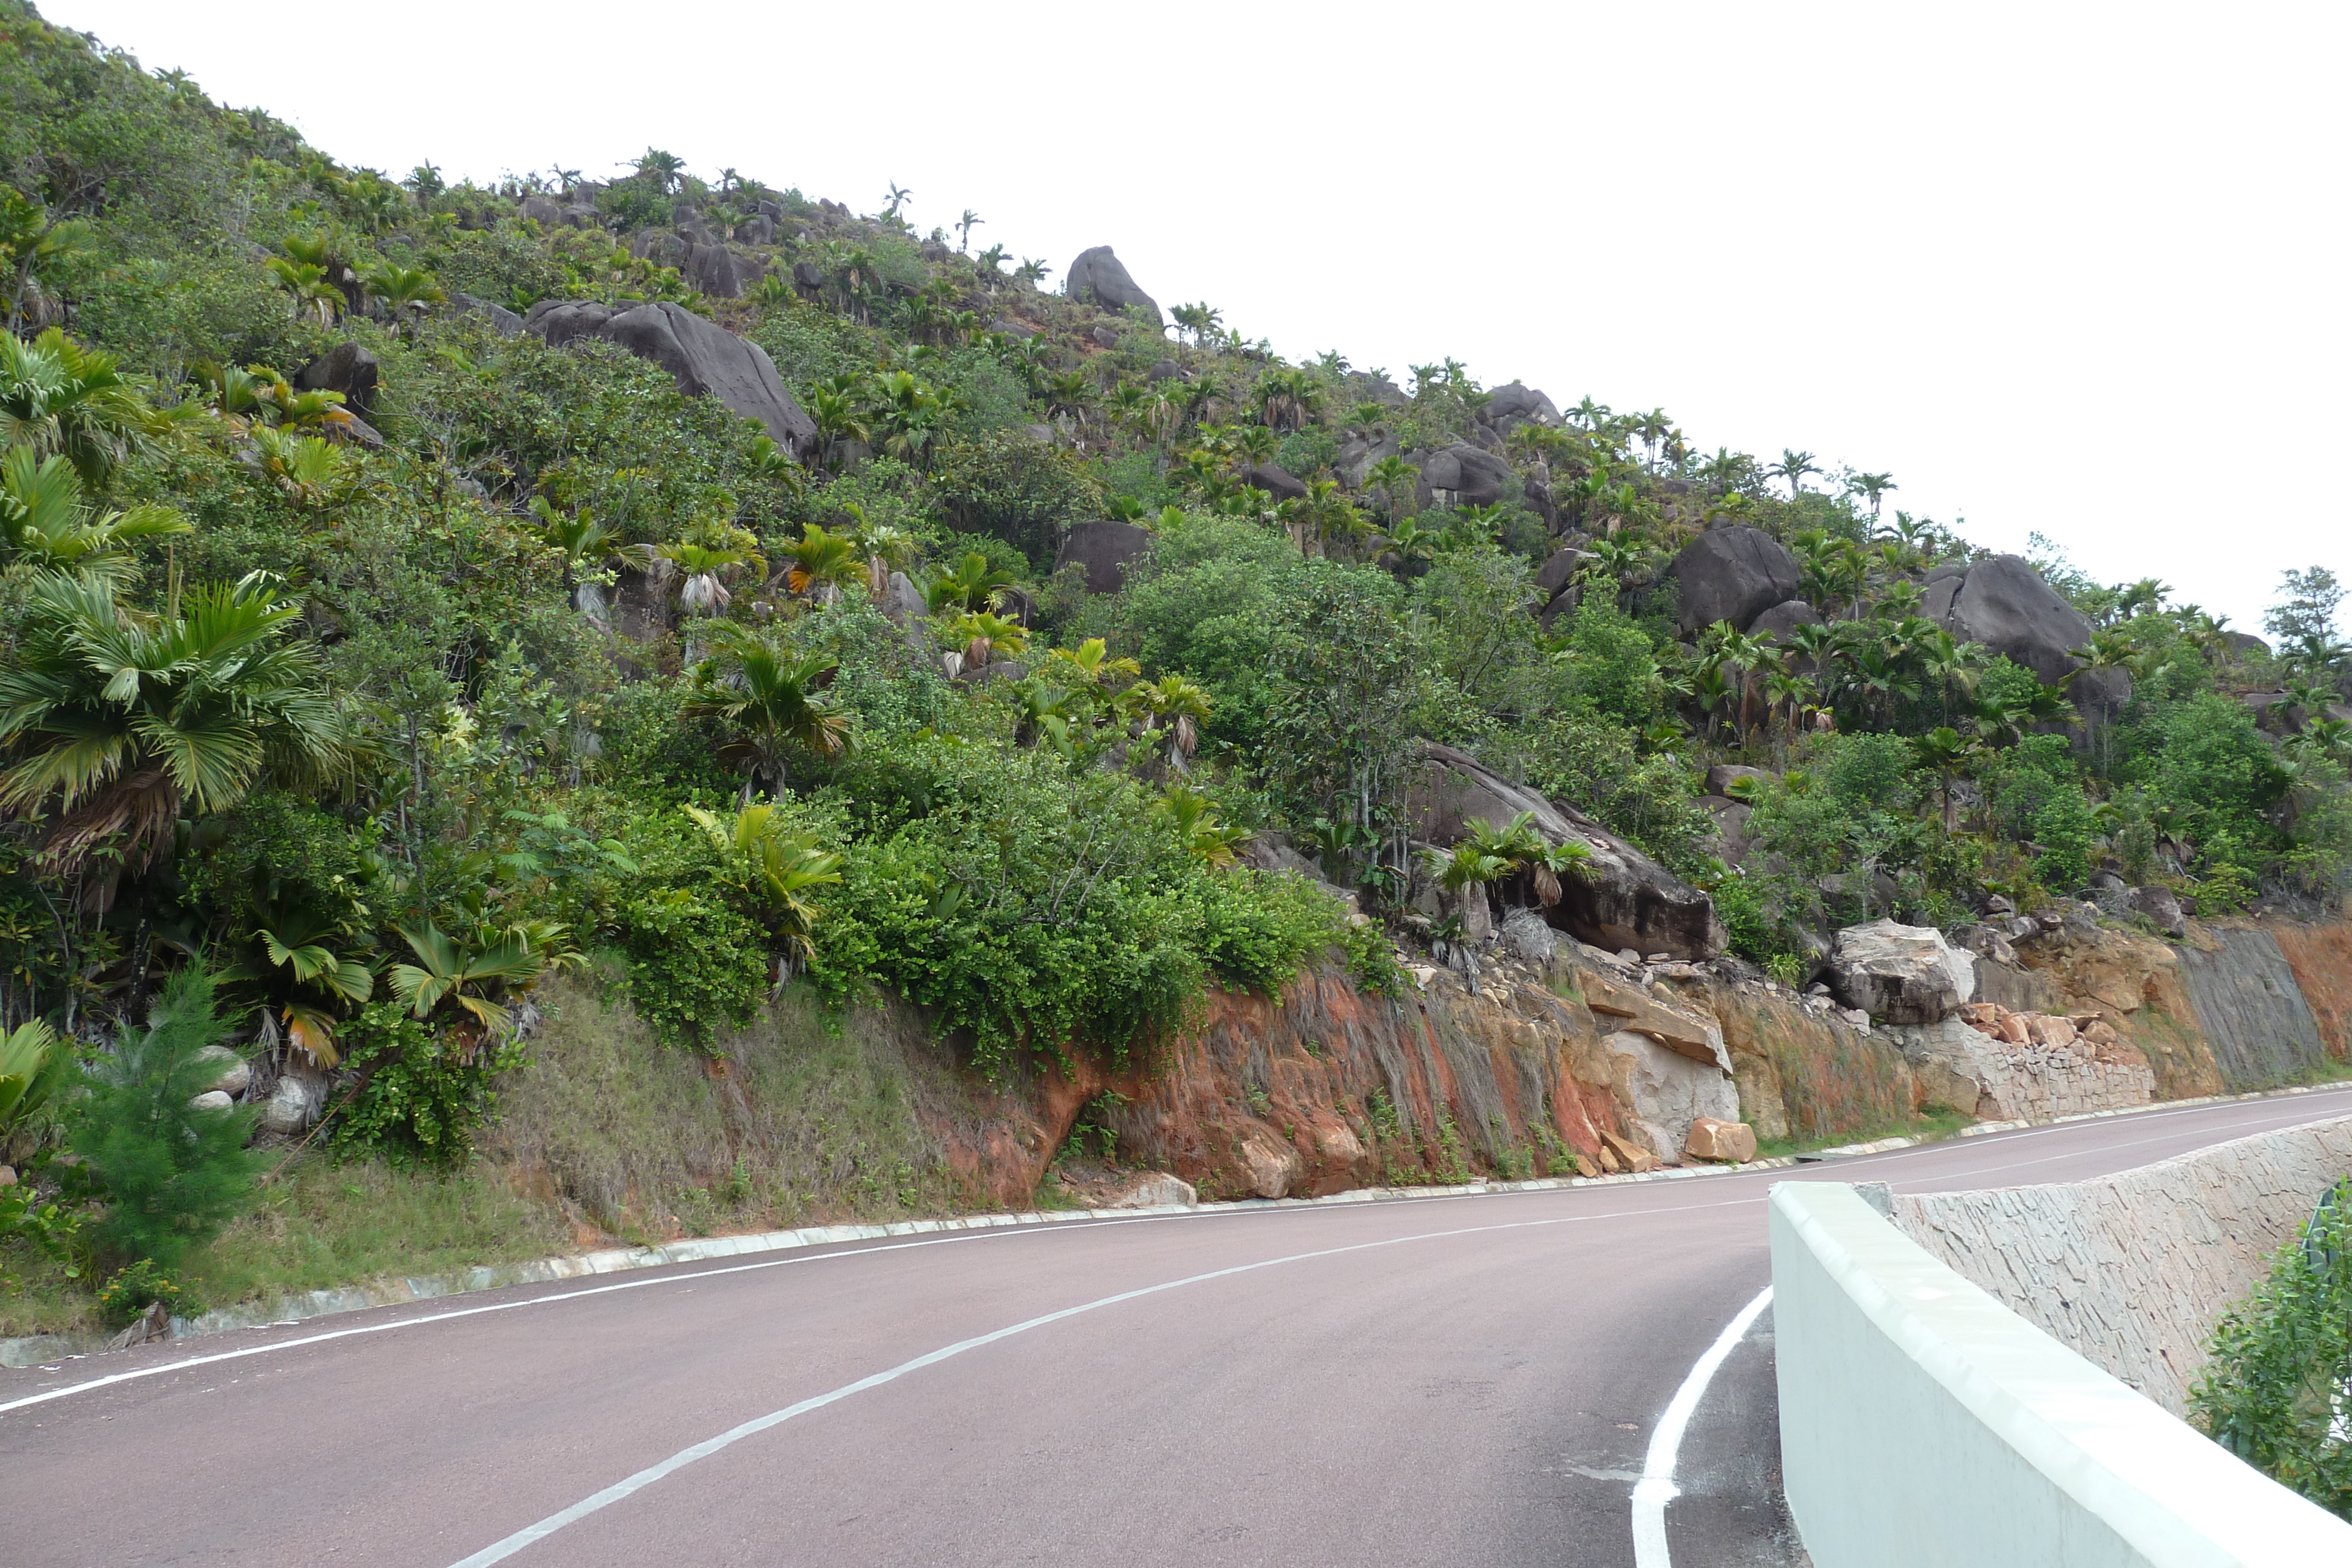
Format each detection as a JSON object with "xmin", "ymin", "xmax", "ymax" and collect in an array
[{"xmin": 2011, "ymin": 921, "xmax": 2224, "ymax": 1098}]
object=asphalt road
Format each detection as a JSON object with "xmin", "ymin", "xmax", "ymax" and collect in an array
[{"xmin": 8, "ymin": 1084, "xmax": 2349, "ymax": 1568}]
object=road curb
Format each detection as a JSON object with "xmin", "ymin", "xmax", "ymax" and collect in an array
[
  {"xmin": 8, "ymin": 1080, "xmax": 2344, "ymax": 1370},
  {"xmin": 1, "ymin": 1153, "xmax": 1804, "ymax": 1369}
]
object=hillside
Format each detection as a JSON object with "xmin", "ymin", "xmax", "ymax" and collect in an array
[{"xmin": 1, "ymin": 3, "xmax": 2347, "ymax": 1332}]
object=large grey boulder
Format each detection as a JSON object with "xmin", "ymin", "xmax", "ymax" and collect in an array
[
  {"xmin": 1664, "ymin": 526, "xmax": 1802, "ymax": 634},
  {"xmin": 523, "ymin": 299, "xmax": 617, "ymax": 347},
  {"xmin": 1238, "ymin": 462, "xmax": 1307, "ymax": 503},
  {"xmin": 683, "ymin": 243, "xmax": 744, "ymax": 300},
  {"xmin": 1486, "ymin": 383, "xmax": 1562, "ymax": 427},
  {"xmin": 1054, "ymin": 520, "xmax": 1153, "ymax": 594},
  {"xmin": 1536, "ymin": 546, "xmax": 1591, "ymax": 599},
  {"xmin": 1409, "ymin": 743, "xmax": 1727, "ymax": 959},
  {"xmin": 1746, "ymin": 598, "xmax": 1822, "ymax": 647},
  {"xmin": 446, "ymin": 292, "xmax": 524, "ymax": 336},
  {"xmin": 193, "ymin": 1045, "xmax": 250, "ymax": 1098},
  {"xmin": 1067, "ymin": 246, "xmax": 1161, "ymax": 325},
  {"xmin": 293, "ymin": 342, "xmax": 379, "ymax": 420},
  {"xmin": 1828, "ymin": 920, "xmax": 1975, "ymax": 1023},
  {"xmin": 529, "ymin": 301, "xmax": 818, "ymax": 457},
  {"xmin": 1927, "ymin": 554, "xmax": 2131, "ymax": 718},
  {"xmin": 1416, "ymin": 444, "xmax": 1513, "ymax": 509},
  {"xmin": 2127, "ymin": 884, "xmax": 2187, "ymax": 937},
  {"xmin": 520, "ymin": 195, "xmax": 564, "ymax": 228}
]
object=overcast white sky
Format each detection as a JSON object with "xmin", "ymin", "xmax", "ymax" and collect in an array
[{"xmin": 44, "ymin": 1, "xmax": 2350, "ymax": 636}]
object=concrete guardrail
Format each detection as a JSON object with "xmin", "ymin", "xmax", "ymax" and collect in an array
[{"xmin": 1770, "ymin": 1180, "xmax": 2352, "ymax": 1566}]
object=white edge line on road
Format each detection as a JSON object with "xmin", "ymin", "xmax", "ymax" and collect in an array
[
  {"xmin": 1632, "ymin": 1285, "xmax": 1776, "ymax": 1568},
  {"xmin": 440, "ymin": 1203, "xmax": 1749, "ymax": 1568},
  {"xmin": 10, "ymin": 1087, "xmax": 2341, "ymax": 1421}
]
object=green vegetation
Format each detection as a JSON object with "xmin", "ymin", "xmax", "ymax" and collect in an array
[
  {"xmin": 2191, "ymin": 1183, "xmax": 2352, "ymax": 1520},
  {"xmin": 0, "ymin": 2, "xmax": 2344, "ymax": 1328}
]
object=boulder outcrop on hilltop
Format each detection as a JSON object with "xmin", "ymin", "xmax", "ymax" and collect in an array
[
  {"xmin": 1409, "ymin": 743, "xmax": 1728, "ymax": 960},
  {"xmin": 523, "ymin": 299, "xmax": 818, "ymax": 456},
  {"xmin": 1067, "ymin": 246, "xmax": 1161, "ymax": 323},
  {"xmin": 1925, "ymin": 554, "xmax": 2131, "ymax": 717},
  {"xmin": 1665, "ymin": 525, "xmax": 1804, "ymax": 634}
]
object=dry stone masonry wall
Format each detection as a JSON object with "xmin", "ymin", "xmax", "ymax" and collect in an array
[{"xmin": 1892, "ymin": 1115, "xmax": 2352, "ymax": 1413}]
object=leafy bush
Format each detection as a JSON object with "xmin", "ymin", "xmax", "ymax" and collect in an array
[
  {"xmin": 329, "ymin": 1004, "xmax": 519, "ymax": 1169},
  {"xmin": 619, "ymin": 887, "xmax": 773, "ymax": 1050},
  {"xmin": 2190, "ymin": 1182, "xmax": 2352, "ymax": 1520},
  {"xmin": 930, "ymin": 432, "xmax": 1100, "ymax": 570},
  {"xmin": 96, "ymin": 1258, "xmax": 196, "ymax": 1328},
  {"xmin": 68, "ymin": 967, "xmax": 263, "ymax": 1271}
]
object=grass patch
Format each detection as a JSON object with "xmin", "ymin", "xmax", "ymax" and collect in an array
[
  {"xmin": 1753, "ymin": 1104, "xmax": 1976, "ymax": 1162},
  {"xmin": 1, "ymin": 1158, "xmax": 563, "ymax": 1339},
  {"xmin": 487, "ymin": 975, "xmax": 971, "ymax": 1243}
]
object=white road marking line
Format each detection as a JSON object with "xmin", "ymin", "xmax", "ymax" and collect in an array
[
  {"xmin": 1631, "ymin": 1285, "xmax": 1775, "ymax": 1568},
  {"xmin": 0, "ymin": 1189, "xmax": 1744, "ymax": 1420},
  {"xmin": 439, "ymin": 1202, "xmax": 1755, "ymax": 1568},
  {"xmin": 0, "ymin": 1222, "xmax": 1151, "ymax": 1419}
]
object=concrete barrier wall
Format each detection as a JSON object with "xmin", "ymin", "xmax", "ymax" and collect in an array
[
  {"xmin": 1769, "ymin": 1181, "xmax": 2352, "ymax": 1567},
  {"xmin": 1892, "ymin": 1116, "xmax": 2352, "ymax": 1412}
]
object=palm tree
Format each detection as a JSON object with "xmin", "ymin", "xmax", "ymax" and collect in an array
[
  {"xmin": 1258, "ymin": 367, "xmax": 1324, "ymax": 432},
  {"xmin": 1769, "ymin": 449, "xmax": 1821, "ymax": 499},
  {"xmin": 686, "ymin": 627, "xmax": 850, "ymax": 797},
  {"xmin": 1042, "ymin": 370, "xmax": 1094, "ymax": 429},
  {"xmin": 390, "ymin": 920, "xmax": 562, "ymax": 1043},
  {"xmin": 0, "ymin": 329, "xmax": 156, "ymax": 484},
  {"xmin": 659, "ymin": 540, "xmax": 752, "ymax": 616},
  {"xmin": 806, "ymin": 386, "xmax": 871, "ymax": 473},
  {"xmin": 635, "ymin": 149, "xmax": 687, "ymax": 191},
  {"xmin": 362, "ymin": 265, "xmax": 446, "ymax": 339},
  {"xmin": 684, "ymin": 804, "xmax": 842, "ymax": 964},
  {"xmin": 1697, "ymin": 447, "xmax": 1754, "ymax": 496},
  {"xmin": 1911, "ymin": 727, "xmax": 1980, "ymax": 831},
  {"xmin": 0, "ymin": 447, "xmax": 189, "ymax": 575},
  {"xmin": 839, "ymin": 506, "xmax": 918, "ymax": 596},
  {"xmin": 941, "ymin": 610, "xmax": 1028, "ymax": 676},
  {"xmin": 925, "ymin": 550, "xmax": 1018, "ymax": 615},
  {"xmin": 232, "ymin": 905, "xmax": 375, "ymax": 1066},
  {"xmin": 266, "ymin": 258, "xmax": 342, "ymax": 327},
  {"xmin": 1158, "ymin": 785, "xmax": 1248, "ymax": 867},
  {"xmin": 781, "ymin": 522, "xmax": 864, "ymax": 600},
  {"xmin": 1846, "ymin": 471, "xmax": 1896, "ymax": 519},
  {"xmin": 883, "ymin": 182, "xmax": 914, "ymax": 220},
  {"xmin": 0, "ymin": 571, "xmax": 353, "ymax": 876},
  {"xmin": 1122, "ymin": 674, "xmax": 1212, "ymax": 773},
  {"xmin": 1365, "ymin": 454, "xmax": 1419, "ymax": 518},
  {"xmin": 1379, "ymin": 517, "xmax": 1439, "ymax": 576},
  {"xmin": 955, "ymin": 209, "xmax": 983, "ymax": 252}
]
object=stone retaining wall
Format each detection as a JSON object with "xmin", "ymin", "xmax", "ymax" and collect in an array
[{"xmin": 1891, "ymin": 1115, "xmax": 2352, "ymax": 1413}]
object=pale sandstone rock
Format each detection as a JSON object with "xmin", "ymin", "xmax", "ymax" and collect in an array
[
  {"xmin": 1683, "ymin": 1116, "xmax": 1757, "ymax": 1164},
  {"xmin": 1234, "ymin": 1123, "xmax": 1303, "ymax": 1199},
  {"xmin": 1829, "ymin": 920, "xmax": 1975, "ymax": 1022}
]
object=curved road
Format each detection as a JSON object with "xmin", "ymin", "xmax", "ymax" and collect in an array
[{"xmin": 8, "ymin": 1086, "xmax": 2350, "ymax": 1567}]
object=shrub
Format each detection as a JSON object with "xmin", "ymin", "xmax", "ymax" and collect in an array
[
  {"xmin": 96, "ymin": 1258, "xmax": 197, "ymax": 1328},
  {"xmin": 329, "ymin": 1004, "xmax": 518, "ymax": 1169},
  {"xmin": 619, "ymin": 888, "xmax": 773, "ymax": 1050},
  {"xmin": 2190, "ymin": 1182, "xmax": 2352, "ymax": 1520},
  {"xmin": 68, "ymin": 967, "xmax": 263, "ymax": 1271},
  {"xmin": 930, "ymin": 432, "xmax": 1100, "ymax": 571}
]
